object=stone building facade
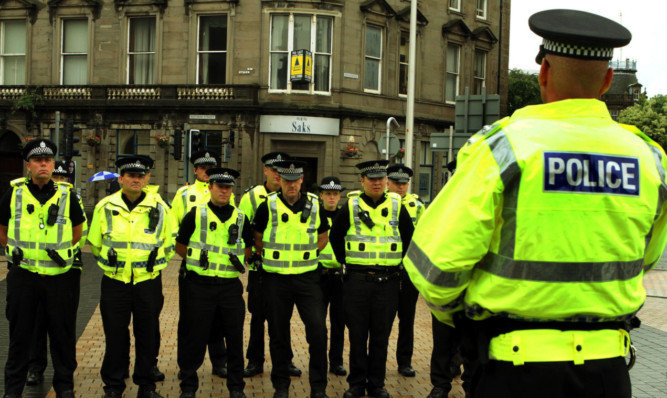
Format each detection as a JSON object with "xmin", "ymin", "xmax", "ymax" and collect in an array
[{"xmin": 0, "ymin": 0, "xmax": 510, "ymax": 210}]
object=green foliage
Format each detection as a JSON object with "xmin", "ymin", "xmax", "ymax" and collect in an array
[
  {"xmin": 12, "ymin": 89, "xmax": 43, "ymax": 117},
  {"xmin": 618, "ymin": 95, "xmax": 667, "ymax": 148},
  {"xmin": 508, "ymin": 69, "xmax": 542, "ymax": 115}
]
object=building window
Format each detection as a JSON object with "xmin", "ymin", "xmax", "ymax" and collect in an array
[
  {"xmin": 117, "ymin": 129, "xmax": 151, "ymax": 158},
  {"xmin": 269, "ymin": 13, "xmax": 333, "ymax": 93},
  {"xmin": 610, "ymin": 109, "xmax": 619, "ymax": 120},
  {"xmin": 1, "ymin": 20, "xmax": 26, "ymax": 85},
  {"xmin": 128, "ymin": 17, "xmax": 156, "ymax": 85},
  {"xmin": 419, "ymin": 141, "xmax": 434, "ymax": 204},
  {"xmin": 399, "ymin": 32, "xmax": 409, "ymax": 95},
  {"xmin": 476, "ymin": 0, "xmax": 487, "ymax": 20},
  {"xmin": 364, "ymin": 25, "xmax": 382, "ymax": 93},
  {"xmin": 449, "ymin": 0, "xmax": 460, "ymax": 12},
  {"xmin": 473, "ymin": 50, "xmax": 486, "ymax": 94},
  {"xmin": 197, "ymin": 15, "xmax": 227, "ymax": 84},
  {"xmin": 61, "ymin": 19, "xmax": 88, "ymax": 85},
  {"xmin": 446, "ymin": 44, "xmax": 460, "ymax": 103}
]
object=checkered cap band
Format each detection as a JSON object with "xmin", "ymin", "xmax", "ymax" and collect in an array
[
  {"xmin": 320, "ymin": 180, "xmax": 342, "ymax": 191},
  {"xmin": 265, "ymin": 154, "xmax": 285, "ymax": 166},
  {"xmin": 193, "ymin": 152, "xmax": 217, "ymax": 166},
  {"xmin": 118, "ymin": 161, "xmax": 148, "ymax": 173},
  {"xmin": 360, "ymin": 163, "xmax": 387, "ymax": 176},
  {"xmin": 542, "ymin": 38, "xmax": 614, "ymax": 60},
  {"xmin": 27, "ymin": 141, "xmax": 55, "ymax": 158},
  {"xmin": 277, "ymin": 163, "xmax": 303, "ymax": 175},
  {"xmin": 209, "ymin": 172, "xmax": 236, "ymax": 184},
  {"xmin": 53, "ymin": 165, "xmax": 68, "ymax": 175},
  {"xmin": 388, "ymin": 171, "xmax": 410, "ymax": 181}
]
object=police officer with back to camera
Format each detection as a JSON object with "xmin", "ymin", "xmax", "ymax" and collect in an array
[
  {"xmin": 252, "ymin": 160, "xmax": 330, "ymax": 398},
  {"xmin": 238, "ymin": 151, "xmax": 302, "ymax": 378},
  {"xmin": 175, "ymin": 167, "xmax": 251, "ymax": 398},
  {"xmin": 329, "ymin": 160, "xmax": 414, "ymax": 398},
  {"xmin": 317, "ymin": 176, "xmax": 347, "ymax": 377},
  {"xmin": 0, "ymin": 139, "xmax": 85, "ymax": 398},
  {"xmin": 385, "ymin": 164, "xmax": 424, "ymax": 379},
  {"xmin": 88, "ymin": 155, "xmax": 174, "ymax": 398},
  {"xmin": 25, "ymin": 160, "xmax": 88, "ymax": 388},
  {"xmin": 171, "ymin": 150, "xmax": 230, "ymax": 379},
  {"xmin": 403, "ymin": 9, "xmax": 667, "ymax": 398}
]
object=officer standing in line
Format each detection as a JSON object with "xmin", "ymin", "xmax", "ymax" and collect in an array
[
  {"xmin": 175, "ymin": 167, "xmax": 251, "ymax": 398},
  {"xmin": 0, "ymin": 139, "xmax": 85, "ymax": 398},
  {"xmin": 403, "ymin": 10, "xmax": 666, "ymax": 398},
  {"xmin": 238, "ymin": 152, "xmax": 302, "ymax": 378},
  {"xmin": 317, "ymin": 176, "xmax": 347, "ymax": 377},
  {"xmin": 252, "ymin": 160, "xmax": 330, "ymax": 398},
  {"xmin": 329, "ymin": 160, "xmax": 414, "ymax": 398},
  {"xmin": 26, "ymin": 161, "xmax": 88, "ymax": 387},
  {"xmin": 385, "ymin": 165, "xmax": 423, "ymax": 378},
  {"xmin": 88, "ymin": 156, "xmax": 174, "ymax": 398},
  {"xmin": 171, "ymin": 150, "xmax": 230, "ymax": 379}
]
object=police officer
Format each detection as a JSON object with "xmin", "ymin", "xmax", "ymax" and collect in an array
[
  {"xmin": 176, "ymin": 167, "xmax": 251, "ymax": 398},
  {"xmin": 171, "ymin": 150, "xmax": 229, "ymax": 379},
  {"xmin": 403, "ymin": 10, "xmax": 664, "ymax": 398},
  {"xmin": 0, "ymin": 139, "xmax": 85, "ymax": 398},
  {"xmin": 26, "ymin": 161, "xmax": 87, "ymax": 387},
  {"xmin": 385, "ymin": 165, "xmax": 423, "ymax": 378},
  {"xmin": 88, "ymin": 156, "xmax": 174, "ymax": 398},
  {"xmin": 317, "ymin": 176, "xmax": 347, "ymax": 377},
  {"xmin": 252, "ymin": 160, "xmax": 329, "ymax": 398},
  {"xmin": 329, "ymin": 160, "xmax": 414, "ymax": 398},
  {"xmin": 238, "ymin": 152, "xmax": 301, "ymax": 378}
]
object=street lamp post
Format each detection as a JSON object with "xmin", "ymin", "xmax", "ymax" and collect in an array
[{"xmin": 405, "ymin": 0, "xmax": 417, "ymax": 193}]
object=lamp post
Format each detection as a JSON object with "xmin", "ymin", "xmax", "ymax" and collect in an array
[{"xmin": 404, "ymin": 0, "xmax": 417, "ymax": 192}]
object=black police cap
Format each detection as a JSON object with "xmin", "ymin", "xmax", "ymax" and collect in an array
[
  {"xmin": 261, "ymin": 152, "xmax": 290, "ymax": 168},
  {"xmin": 23, "ymin": 139, "xmax": 57, "ymax": 161},
  {"xmin": 206, "ymin": 167, "xmax": 240, "ymax": 186},
  {"xmin": 115, "ymin": 156, "xmax": 152, "ymax": 175},
  {"xmin": 191, "ymin": 150, "xmax": 219, "ymax": 167},
  {"xmin": 273, "ymin": 160, "xmax": 305, "ymax": 181},
  {"xmin": 529, "ymin": 9, "xmax": 631, "ymax": 64},
  {"xmin": 387, "ymin": 164, "xmax": 414, "ymax": 183},
  {"xmin": 319, "ymin": 176, "xmax": 345, "ymax": 192},
  {"xmin": 53, "ymin": 161, "xmax": 69, "ymax": 176},
  {"xmin": 356, "ymin": 160, "xmax": 390, "ymax": 178}
]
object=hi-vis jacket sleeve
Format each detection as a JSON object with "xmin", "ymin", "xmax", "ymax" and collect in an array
[
  {"xmin": 403, "ymin": 136, "xmax": 503, "ymax": 326},
  {"xmin": 641, "ymin": 140, "xmax": 667, "ymax": 272},
  {"xmin": 87, "ymin": 201, "xmax": 104, "ymax": 257}
]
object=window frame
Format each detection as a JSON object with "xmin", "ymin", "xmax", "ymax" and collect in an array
[
  {"xmin": 196, "ymin": 14, "xmax": 228, "ymax": 85},
  {"xmin": 399, "ymin": 31, "xmax": 409, "ymax": 97},
  {"xmin": 476, "ymin": 0, "xmax": 487, "ymax": 20},
  {"xmin": 126, "ymin": 16, "xmax": 157, "ymax": 85},
  {"xmin": 268, "ymin": 13, "xmax": 333, "ymax": 95},
  {"xmin": 448, "ymin": 0, "xmax": 461, "ymax": 12},
  {"xmin": 445, "ymin": 43, "xmax": 460, "ymax": 104},
  {"xmin": 473, "ymin": 49, "xmax": 487, "ymax": 95},
  {"xmin": 0, "ymin": 19, "xmax": 27, "ymax": 85},
  {"xmin": 364, "ymin": 24, "xmax": 383, "ymax": 94},
  {"xmin": 60, "ymin": 18, "xmax": 89, "ymax": 85}
]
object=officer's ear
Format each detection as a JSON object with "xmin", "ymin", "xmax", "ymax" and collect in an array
[{"xmin": 599, "ymin": 68, "xmax": 614, "ymax": 96}]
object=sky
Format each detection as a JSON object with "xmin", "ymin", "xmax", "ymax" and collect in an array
[{"xmin": 509, "ymin": 0, "xmax": 667, "ymax": 96}]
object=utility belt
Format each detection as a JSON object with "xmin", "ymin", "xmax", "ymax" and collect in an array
[
  {"xmin": 489, "ymin": 328, "xmax": 631, "ymax": 365},
  {"xmin": 346, "ymin": 265, "xmax": 400, "ymax": 283},
  {"xmin": 184, "ymin": 270, "xmax": 238, "ymax": 285}
]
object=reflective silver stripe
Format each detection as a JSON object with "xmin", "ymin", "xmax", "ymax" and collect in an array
[
  {"xmin": 269, "ymin": 197, "xmax": 279, "ymax": 243},
  {"xmin": 308, "ymin": 197, "xmax": 318, "ymax": 245},
  {"xmin": 23, "ymin": 258, "xmax": 73, "ymax": 267},
  {"xmin": 155, "ymin": 203, "xmax": 165, "ymax": 242},
  {"xmin": 131, "ymin": 257, "xmax": 167, "ymax": 268},
  {"xmin": 478, "ymin": 252, "xmax": 644, "ymax": 282},
  {"xmin": 644, "ymin": 143, "xmax": 667, "ymax": 272},
  {"xmin": 181, "ymin": 189, "xmax": 189, "ymax": 213},
  {"xmin": 486, "ymin": 130, "xmax": 520, "ymax": 259},
  {"xmin": 56, "ymin": 186, "xmax": 68, "ymax": 246},
  {"xmin": 380, "ymin": 251, "xmax": 403, "ymax": 260},
  {"xmin": 347, "ymin": 252, "xmax": 377, "ymax": 259},
  {"xmin": 186, "ymin": 257, "xmax": 235, "ymax": 271},
  {"xmin": 263, "ymin": 258, "xmax": 319, "ymax": 268},
  {"xmin": 405, "ymin": 242, "xmax": 472, "ymax": 287},
  {"xmin": 264, "ymin": 242, "xmax": 317, "ymax": 251},
  {"xmin": 199, "ymin": 205, "xmax": 208, "ymax": 251},
  {"xmin": 425, "ymin": 292, "xmax": 466, "ymax": 313},
  {"xmin": 319, "ymin": 253, "xmax": 333, "ymax": 260},
  {"xmin": 351, "ymin": 197, "xmax": 362, "ymax": 236},
  {"xmin": 7, "ymin": 238, "xmax": 72, "ymax": 251},
  {"xmin": 102, "ymin": 239, "xmax": 158, "ymax": 251},
  {"xmin": 104, "ymin": 207, "xmax": 114, "ymax": 236},
  {"xmin": 345, "ymin": 235, "xmax": 401, "ymax": 243},
  {"xmin": 234, "ymin": 211, "xmax": 245, "ymax": 255},
  {"xmin": 249, "ymin": 188, "xmax": 259, "ymax": 214},
  {"xmin": 389, "ymin": 196, "xmax": 399, "ymax": 236},
  {"xmin": 13, "ymin": 187, "xmax": 22, "ymax": 242}
]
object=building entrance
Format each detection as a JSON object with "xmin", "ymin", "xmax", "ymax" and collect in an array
[{"xmin": 0, "ymin": 131, "xmax": 24, "ymax": 198}]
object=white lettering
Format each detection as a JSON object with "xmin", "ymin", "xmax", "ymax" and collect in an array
[
  {"xmin": 566, "ymin": 158, "xmax": 583, "ymax": 186},
  {"xmin": 582, "ymin": 159, "xmax": 596, "ymax": 187},
  {"xmin": 606, "ymin": 161, "xmax": 621, "ymax": 188},
  {"xmin": 548, "ymin": 158, "xmax": 565, "ymax": 184},
  {"xmin": 622, "ymin": 163, "xmax": 637, "ymax": 191},
  {"xmin": 598, "ymin": 159, "xmax": 605, "ymax": 187}
]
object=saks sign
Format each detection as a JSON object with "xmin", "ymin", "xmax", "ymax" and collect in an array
[{"xmin": 260, "ymin": 115, "xmax": 340, "ymax": 136}]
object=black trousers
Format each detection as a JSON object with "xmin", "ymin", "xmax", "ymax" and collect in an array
[
  {"xmin": 178, "ymin": 270, "xmax": 228, "ymax": 369},
  {"xmin": 471, "ymin": 357, "xmax": 631, "ymax": 398},
  {"xmin": 28, "ymin": 268, "xmax": 82, "ymax": 374},
  {"xmin": 343, "ymin": 272, "xmax": 399, "ymax": 391},
  {"xmin": 4, "ymin": 266, "xmax": 78, "ymax": 394},
  {"xmin": 246, "ymin": 270, "xmax": 294, "ymax": 367},
  {"xmin": 430, "ymin": 314, "xmax": 458, "ymax": 391},
  {"xmin": 396, "ymin": 271, "xmax": 419, "ymax": 368},
  {"xmin": 264, "ymin": 270, "xmax": 328, "ymax": 392},
  {"xmin": 100, "ymin": 275, "xmax": 163, "ymax": 393},
  {"xmin": 321, "ymin": 268, "xmax": 345, "ymax": 367},
  {"xmin": 178, "ymin": 274, "xmax": 245, "ymax": 393}
]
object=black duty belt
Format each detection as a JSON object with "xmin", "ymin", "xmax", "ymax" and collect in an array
[{"xmin": 347, "ymin": 268, "xmax": 400, "ymax": 283}]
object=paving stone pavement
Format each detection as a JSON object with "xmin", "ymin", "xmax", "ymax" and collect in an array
[{"xmin": 1, "ymin": 248, "xmax": 667, "ymax": 397}]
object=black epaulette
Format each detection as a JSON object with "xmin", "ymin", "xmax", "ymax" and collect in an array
[{"xmin": 244, "ymin": 185, "xmax": 259, "ymax": 194}]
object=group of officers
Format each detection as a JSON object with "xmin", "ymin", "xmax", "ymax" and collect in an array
[{"xmin": 2, "ymin": 8, "xmax": 664, "ymax": 398}]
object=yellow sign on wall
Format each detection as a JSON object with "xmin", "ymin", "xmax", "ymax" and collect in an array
[{"xmin": 290, "ymin": 49, "xmax": 312, "ymax": 83}]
